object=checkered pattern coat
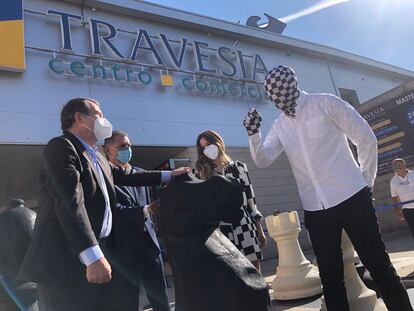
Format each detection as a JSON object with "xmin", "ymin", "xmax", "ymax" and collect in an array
[{"xmin": 220, "ymin": 160, "xmax": 263, "ymax": 262}]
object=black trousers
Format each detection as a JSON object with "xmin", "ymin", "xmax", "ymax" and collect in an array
[
  {"xmin": 110, "ymin": 233, "xmax": 170, "ymax": 311},
  {"xmin": 38, "ymin": 240, "xmax": 123, "ymax": 311},
  {"xmin": 38, "ymin": 258, "xmax": 169, "ymax": 311},
  {"xmin": 38, "ymin": 281, "xmax": 118, "ymax": 311},
  {"xmin": 403, "ymin": 208, "xmax": 414, "ymax": 237},
  {"xmin": 38, "ymin": 236, "xmax": 169, "ymax": 311},
  {"xmin": 305, "ymin": 187, "xmax": 413, "ymax": 311}
]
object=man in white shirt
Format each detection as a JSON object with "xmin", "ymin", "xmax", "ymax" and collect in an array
[
  {"xmin": 390, "ymin": 158, "xmax": 414, "ymax": 236},
  {"xmin": 243, "ymin": 66, "xmax": 412, "ymax": 311}
]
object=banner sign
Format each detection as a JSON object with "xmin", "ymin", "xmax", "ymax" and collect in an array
[{"xmin": 363, "ymin": 91, "xmax": 414, "ymax": 175}]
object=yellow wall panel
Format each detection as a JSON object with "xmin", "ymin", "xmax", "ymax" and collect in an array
[{"xmin": 0, "ymin": 20, "xmax": 25, "ymax": 72}]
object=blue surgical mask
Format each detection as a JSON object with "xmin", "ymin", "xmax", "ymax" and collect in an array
[{"xmin": 117, "ymin": 147, "xmax": 132, "ymax": 164}]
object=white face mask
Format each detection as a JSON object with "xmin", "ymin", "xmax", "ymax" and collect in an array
[
  {"xmin": 82, "ymin": 114, "xmax": 113, "ymax": 140},
  {"xmin": 203, "ymin": 144, "xmax": 219, "ymax": 160}
]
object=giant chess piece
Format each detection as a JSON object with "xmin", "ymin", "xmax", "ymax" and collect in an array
[
  {"xmin": 0, "ymin": 199, "xmax": 38, "ymax": 311},
  {"xmin": 321, "ymin": 231, "xmax": 387, "ymax": 311},
  {"xmin": 0, "ymin": 199, "xmax": 36, "ymax": 279},
  {"xmin": 159, "ymin": 174, "xmax": 271, "ymax": 311},
  {"xmin": 265, "ymin": 211, "xmax": 322, "ymax": 300}
]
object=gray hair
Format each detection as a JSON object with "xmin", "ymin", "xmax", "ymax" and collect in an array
[{"xmin": 104, "ymin": 130, "xmax": 129, "ymax": 146}]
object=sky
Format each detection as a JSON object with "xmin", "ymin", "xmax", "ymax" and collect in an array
[{"xmin": 144, "ymin": 0, "xmax": 414, "ymax": 72}]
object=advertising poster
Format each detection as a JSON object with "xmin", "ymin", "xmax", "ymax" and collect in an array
[{"xmin": 363, "ymin": 91, "xmax": 414, "ymax": 175}]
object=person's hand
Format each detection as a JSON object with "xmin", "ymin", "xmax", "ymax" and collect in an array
[
  {"xmin": 258, "ymin": 230, "xmax": 267, "ymax": 249},
  {"xmin": 243, "ymin": 108, "xmax": 262, "ymax": 136},
  {"xmin": 171, "ymin": 167, "xmax": 191, "ymax": 177},
  {"xmin": 255, "ymin": 221, "xmax": 267, "ymax": 249},
  {"xmin": 395, "ymin": 208, "xmax": 405, "ymax": 222},
  {"xmin": 148, "ymin": 200, "xmax": 160, "ymax": 215},
  {"xmin": 86, "ymin": 257, "xmax": 112, "ymax": 284}
]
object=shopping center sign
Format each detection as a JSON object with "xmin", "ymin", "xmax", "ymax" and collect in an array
[
  {"xmin": 47, "ymin": 9, "xmax": 267, "ymax": 81},
  {"xmin": 0, "ymin": 5, "xmax": 271, "ymax": 100},
  {"xmin": 45, "ymin": 9, "xmax": 269, "ymax": 101}
]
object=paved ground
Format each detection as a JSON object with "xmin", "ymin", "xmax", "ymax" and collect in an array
[
  {"xmin": 140, "ymin": 231, "xmax": 414, "ymax": 310},
  {"xmin": 269, "ymin": 289, "xmax": 414, "ymax": 311}
]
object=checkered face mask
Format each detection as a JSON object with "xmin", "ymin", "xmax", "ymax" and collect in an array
[{"xmin": 264, "ymin": 66, "xmax": 300, "ymax": 118}]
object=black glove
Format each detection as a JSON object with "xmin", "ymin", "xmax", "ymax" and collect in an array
[{"xmin": 243, "ymin": 108, "xmax": 262, "ymax": 136}]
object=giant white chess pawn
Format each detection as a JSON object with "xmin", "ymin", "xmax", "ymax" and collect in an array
[
  {"xmin": 320, "ymin": 231, "xmax": 387, "ymax": 311},
  {"xmin": 265, "ymin": 211, "xmax": 322, "ymax": 300}
]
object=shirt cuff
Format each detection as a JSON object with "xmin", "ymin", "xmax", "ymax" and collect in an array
[
  {"xmin": 248, "ymin": 132, "xmax": 262, "ymax": 145},
  {"xmin": 143, "ymin": 205, "xmax": 150, "ymax": 218},
  {"xmin": 79, "ymin": 245, "xmax": 104, "ymax": 266},
  {"xmin": 161, "ymin": 171, "xmax": 171, "ymax": 183}
]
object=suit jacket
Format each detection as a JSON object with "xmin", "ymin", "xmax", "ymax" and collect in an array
[
  {"xmin": 113, "ymin": 166, "xmax": 160, "ymax": 268},
  {"xmin": 20, "ymin": 132, "xmax": 162, "ymax": 288}
]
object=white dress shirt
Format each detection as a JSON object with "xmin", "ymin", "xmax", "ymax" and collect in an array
[
  {"xmin": 76, "ymin": 135, "xmax": 111, "ymax": 266},
  {"xmin": 390, "ymin": 170, "xmax": 414, "ymax": 209},
  {"xmin": 249, "ymin": 91, "xmax": 378, "ymax": 212}
]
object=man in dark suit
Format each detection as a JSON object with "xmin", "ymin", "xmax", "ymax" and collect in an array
[
  {"xmin": 20, "ymin": 98, "xmax": 189, "ymax": 311},
  {"xmin": 104, "ymin": 131, "xmax": 170, "ymax": 311}
]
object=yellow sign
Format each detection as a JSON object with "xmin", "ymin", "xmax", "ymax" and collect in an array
[
  {"xmin": 161, "ymin": 74, "xmax": 174, "ymax": 87},
  {"xmin": 0, "ymin": 0, "xmax": 26, "ymax": 72}
]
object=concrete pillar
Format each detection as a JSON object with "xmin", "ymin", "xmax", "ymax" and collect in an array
[{"xmin": 265, "ymin": 211, "xmax": 322, "ymax": 300}]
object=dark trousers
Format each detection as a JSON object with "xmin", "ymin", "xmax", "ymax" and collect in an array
[
  {"xmin": 305, "ymin": 187, "xmax": 413, "ymax": 311},
  {"xmin": 38, "ymin": 257, "xmax": 169, "ymax": 311},
  {"xmin": 403, "ymin": 208, "xmax": 414, "ymax": 237},
  {"xmin": 111, "ymin": 234, "xmax": 170, "ymax": 311},
  {"xmin": 38, "ymin": 281, "xmax": 119, "ymax": 311}
]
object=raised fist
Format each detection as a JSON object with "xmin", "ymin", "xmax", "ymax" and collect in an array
[{"xmin": 243, "ymin": 108, "xmax": 262, "ymax": 136}]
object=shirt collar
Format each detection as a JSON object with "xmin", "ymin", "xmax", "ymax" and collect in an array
[
  {"xmin": 396, "ymin": 169, "xmax": 411, "ymax": 178},
  {"xmin": 404, "ymin": 169, "xmax": 412, "ymax": 175},
  {"xmin": 74, "ymin": 134, "xmax": 98, "ymax": 162}
]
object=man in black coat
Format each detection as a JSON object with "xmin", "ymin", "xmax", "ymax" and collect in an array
[
  {"xmin": 20, "ymin": 98, "xmax": 189, "ymax": 311},
  {"xmin": 103, "ymin": 130, "xmax": 170, "ymax": 311}
]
